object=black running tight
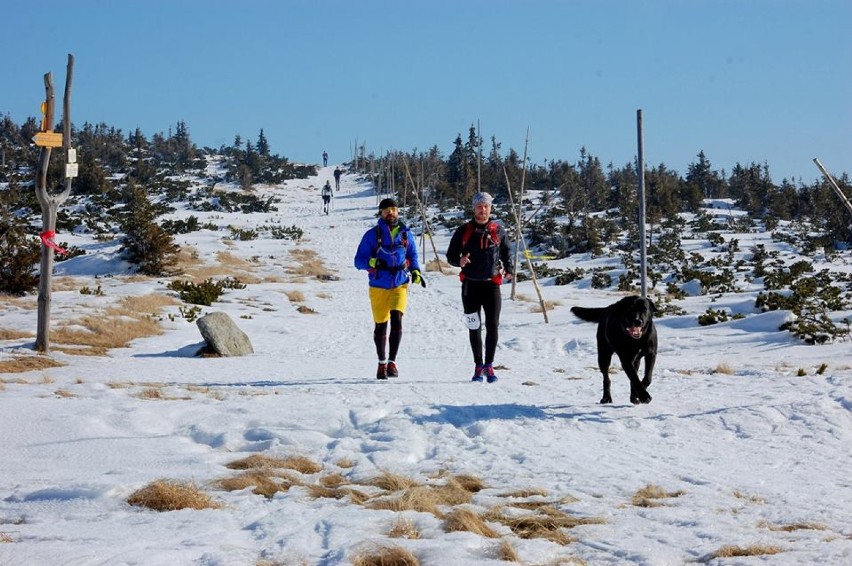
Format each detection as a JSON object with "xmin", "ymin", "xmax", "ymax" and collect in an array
[
  {"xmin": 461, "ymin": 280, "xmax": 502, "ymax": 366},
  {"xmin": 374, "ymin": 310, "xmax": 403, "ymax": 361}
]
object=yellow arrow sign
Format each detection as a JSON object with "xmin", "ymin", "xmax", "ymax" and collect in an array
[{"xmin": 33, "ymin": 131, "xmax": 63, "ymax": 148}]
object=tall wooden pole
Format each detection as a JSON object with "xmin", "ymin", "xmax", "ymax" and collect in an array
[
  {"xmin": 636, "ymin": 109, "xmax": 648, "ymax": 298},
  {"xmin": 35, "ymin": 54, "xmax": 75, "ymax": 352},
  {"xmin": 510, "ymin": 127, "xmax": 529, "ymax": 300},
  {"xmin": 504, "ymin": 166, "xmax": 548, "ymax": 323}
]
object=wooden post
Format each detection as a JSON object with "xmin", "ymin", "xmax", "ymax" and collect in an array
[
  {"xmin": 35, "ymin": 54, "xmax": 75, "ymax": 353},
  {"xmin": 637, "ymin": 109, "xmax": 648, "ymax": 298},
  {"xmin": 504, "ymin": 166, "xmax": 548, "ymax": 323},
  {"xmin": 510, "ymin": 127, "xmax": 529, "ymax": 300}
]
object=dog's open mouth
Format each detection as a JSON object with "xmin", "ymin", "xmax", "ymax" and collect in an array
[{"xmin": 626, "ymin": 325, "xmax": 643, "ymax": 339}]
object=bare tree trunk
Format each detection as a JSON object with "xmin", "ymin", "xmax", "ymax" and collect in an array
[
  {"xmin": 504, "ymin": 166, "xmax": 548, "ymax": 323},
  {"xmin": 510, "ymin": 127, "xmax": 529, "ymax": 300},
  {"xmin": 35, "ymin": 54, "xmax": 74, "ymax": 353}
]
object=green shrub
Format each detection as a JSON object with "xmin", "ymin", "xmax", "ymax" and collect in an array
[{"xmin": 0, "ymin": 216, "xmax": 40, "ymax": 295}]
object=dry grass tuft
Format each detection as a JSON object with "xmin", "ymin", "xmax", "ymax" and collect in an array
[
  {"xmin": 758, "ymin": 520, "xmax": 829, "ymax": 532},
  {"xmin": 388, "ymin": 517, "xmax": 421, "ymax": 539},
  {"xmin": 631, "ymin": 484, "xmax": 685, "ymax": 507},
  {"xmin": 296, "ymin": 305, "xmax": 318, "ymax": 314},
  {"xmin": 52, "ymin": 294, "xmax": 175, "ymax": 355},
  {"xmin": 712, "ymin": 544, "xmax": 784, "ymax": 558},
  {"xmin": 0, "ymin": 354, "xmax": 65, "ymax": 374},
  {"xmin": 451, "ymin": 474, "xmax": 487, "ymax": 493},
  {"xmin": 0, "ymin": 531, "xmax": 14, "ymax": 543},
  {"xmin": 530, "ymin": 299, "xmax": 563, "ymax": 313},
  {"xmin": 352, "ymin": 544, "xmax": 420, "ymax": 566},
  {"xmin": 497, "ymin": 538, "xmax": 520, "ymax": 562},
  {"xmin": 307, "ymin": 485, "xmax": 369, "ymax": 503},
  {"xmin": 498, "ymin": 487, "xmax": 549, "ymax": 498},
  {"xmin": 336, "ymin": 457, "xmax": 356, "ymax": 469},
  {"xmin": 714, "ymin": 362, "xmax": 735, "ymax": 375},
  {"xmin": 443, "ymin": 508, "xmax": 499, "ymax": 538},
  {"xmin": 319, "ymin": 472, "xmax": 349, "ymax": 488},
  {"xmin": 424, "ymin": 258, "xmax": 452, "ymax": 272},
  {"xmin": 366, "ymin": 486, "xmax": 443, "ymax": 516},
  {"xmin": 126, "ymin": 479, "xmax": 221, "ymax": 511},
  {"xmin": 733, "ymin": 490, "xmax": 766, "ymax": 504},
  {"xmin": 285, "ymin": 290, "xmax": 306, "ymax": 302},
  {"xmin": 224, "ymin": 453, "xmax": 322, "ymax": 475},
  {"xmin": 0, "ymin": 328, "xmax": 34, "ymax": 341},
  {"xmin": 215, "ymin": 471, "xmax": 289, "ymax": 499},
  {"xmin": 483, "ymin": 505, "xmax": 603, "ymax": 545},
  {"xmin": 286, "ymin": 248, "xmax": 334, "ymax": 278},
  {"xmin": 361, "ymin": 471, "xmax": 421, "ymax": 492}
]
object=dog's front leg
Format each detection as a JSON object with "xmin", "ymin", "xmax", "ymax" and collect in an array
[
  {"xmin": 621, "ymin": 354, "xmax": 651, "ymax": 405},
  {"xmin": 642, "ymin": 353, "xmax": 655, "ymax": 388}
]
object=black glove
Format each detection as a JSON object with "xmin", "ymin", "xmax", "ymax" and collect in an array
[{"xmin": 411, "ymin": 269, "xmax": 426, "ymax": 288}]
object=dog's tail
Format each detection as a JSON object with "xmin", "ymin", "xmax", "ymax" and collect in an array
[{"xmin": 571, "ymin": 306, "xmax": 605, "ymax": 323}]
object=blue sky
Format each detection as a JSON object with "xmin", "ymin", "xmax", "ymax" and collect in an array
[{"xmin": 3, "ymin": 0, "xmax": 850, "ymax": 182}]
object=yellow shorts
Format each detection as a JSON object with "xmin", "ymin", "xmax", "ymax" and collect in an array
[{"xmin": 369, "ymin": 285, "xmax": 409, "ymax": 323}]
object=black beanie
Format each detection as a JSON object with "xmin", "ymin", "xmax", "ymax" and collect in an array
[{"xmin": 378, "ymin": 198, "xmax": 398, "ymax": 210}]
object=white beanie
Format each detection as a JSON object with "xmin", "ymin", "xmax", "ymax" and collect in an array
[{"xmin": 472, "ymin": 192, "xmax": 493, "ymax": 206}]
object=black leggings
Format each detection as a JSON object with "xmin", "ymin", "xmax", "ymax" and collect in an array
[
  {"xmin": 462, "ymin": 280, "xmax": 502, "ymax": 366},
  {"xmin": 374, "ymin": 310, "xmax": 403, "ymax": 362}
]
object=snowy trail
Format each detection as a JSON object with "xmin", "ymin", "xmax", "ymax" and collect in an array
[{"xmin": 1, "ymin": 166, "xmax": 851, "ymax": 565}]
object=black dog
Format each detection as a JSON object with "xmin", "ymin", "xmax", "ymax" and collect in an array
[{"xmin": 571, "ymin": 296, "xmax": 657, "ymax": 405}]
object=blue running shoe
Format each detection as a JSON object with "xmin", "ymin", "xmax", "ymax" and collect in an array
[
  {"xmin": 471, "ymin": 364, "xmax": 484, "ymax": 382},
  {"xmin": 483, "ymin": 364, "xmax": 498, "ymax": 383}
]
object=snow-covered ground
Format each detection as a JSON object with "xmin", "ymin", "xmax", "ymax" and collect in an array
[{"xmin": 1, "ymin": 166, "xmax": 850, "ymax": 565}]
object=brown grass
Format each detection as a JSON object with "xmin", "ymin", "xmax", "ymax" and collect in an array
[
  {"xmin": 51, "ymin": 294, "xmax": 176, "ymax": 355},
  {"xmin": 0, "ymin": 328, "xmax": 33, "ymax": 340},
  {"xmin": 631, "ymin": 484, "xmax": 686, "ymax": 507},
  {"xmin": 498, "ymin": 538, "xmax": 520, "ymax": 562},
  {"xmin": 498, "ymin": 487, "xmax": 549, "ymax": 498},
  {"xmin": 424, "ymin": 258, "xmax": 452, "ymax": 272},
  {"xmin": 714, "ymin": 363, "xmax": 735, "ymax": 375},
  {"xmin": 366, "ymin": 486, "xmax": 443, "ymax": 516},
  {"xmin": 215, "ymin": 471, "xmax": 289, "ymax": 499},
  {"xmin": 388, "ymin": 517, "xmax": 421, "ymax": 539},
  {"xmin": 296, "ymin": 305, "xmax": 318, "ymax": 314},
  {"xmin": 352, "ymin": 544, "xmax": 420, "ymax": 566},
  {"xmin": 758, "ymin": 520, "xmax": 829, "ymax": 532},
  {"xmin": 286, "ymin": 248, "xmax": 334, "ymax": 279},
  {"xmin": 733, "ymin": 490, "xmax": 766, "ymax": 504},
  {"xmin": 443, "ymin": 508, "xmax": 499, "ymax": 538},
  {"xmin": 319, "ymin": 472, "xmax": 349, "ymax": 488},
  {"xmin": 361, "ymin": 471, "xmax": 421, "ymax": 492},
  {"xmin": 307, "ymin": 485, "xmax": 370, "ymax": 504},
  {"xmin": 483, "ymin": 505, "xmax": 604, "ymax": 545},
  {"xmin": 225, "ymin": 453, "xmax": 322, "ymax": 475},
  {"xmin": 126, "ymin": 479, "xmax": 221, "ymax": 511},
  {"xmin": 712, "ymin": 544, "xmax": 784, "ymax": 558},
  {"xmin": 0, "ymin": 531, "xmax": 14, "ymax": 543},
  {"xmin": 336, "ymin": 457, "xmax": 356, "ymax": 469},
  {"xmin": 284, "ymin": 290, "xmax": 306, "ymax": 302},
  {"xmin": 0, "ymin": 354, "xmax": 65, "ymax": 374},
  {"xmin": 530, "ymin": 299, "xmax": 562, "ymax": 313}
]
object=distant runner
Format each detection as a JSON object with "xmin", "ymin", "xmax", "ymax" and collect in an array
[
  {"xmin": 321, "ymin": 181, "xmax": 333, "ymax": 214},
  {"xmin": 333, "ymin": 167, "xmax": 342, "ymax": 191}
]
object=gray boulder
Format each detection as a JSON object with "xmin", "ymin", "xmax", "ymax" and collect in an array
[{"xmin": 196, "ymin": 312, "xmax": 253, "ymax": 356}]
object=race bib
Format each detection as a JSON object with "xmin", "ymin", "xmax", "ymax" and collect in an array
[{"xmin": 462, "ymin": 312, "xmax": 481, "ymax": 330}]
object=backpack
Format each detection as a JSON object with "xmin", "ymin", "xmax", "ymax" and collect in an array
[
  {"xmin": 373, "ymin": 225, "xmax": 409, "ymax": 257},
  {"xmin": 461, "ymin": 221, "xmax": 500, "ymax": 248}
]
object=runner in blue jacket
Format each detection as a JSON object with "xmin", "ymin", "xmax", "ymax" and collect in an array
[{"xmin": 354, "ymin": 198, "xmax": 425, "ymax": 379}]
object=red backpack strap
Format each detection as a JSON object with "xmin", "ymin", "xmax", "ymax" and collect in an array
[{"xmin": 460, "ymin": 222, "xmax": 475, "ymax": 247}]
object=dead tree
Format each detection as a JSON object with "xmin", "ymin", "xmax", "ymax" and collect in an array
[{"xmin": 35, "ymin": 54, "xmax": 75, "ymax": 353}]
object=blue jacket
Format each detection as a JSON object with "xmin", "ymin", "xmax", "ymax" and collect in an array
[{"xmin": 354, "ymin": 220, "xmax": 421, "ymax": 289}]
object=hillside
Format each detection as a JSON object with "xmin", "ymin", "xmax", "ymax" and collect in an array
[{"xmin": 0, "ymin": 163, "xmax": 851, "ymax": 565}]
